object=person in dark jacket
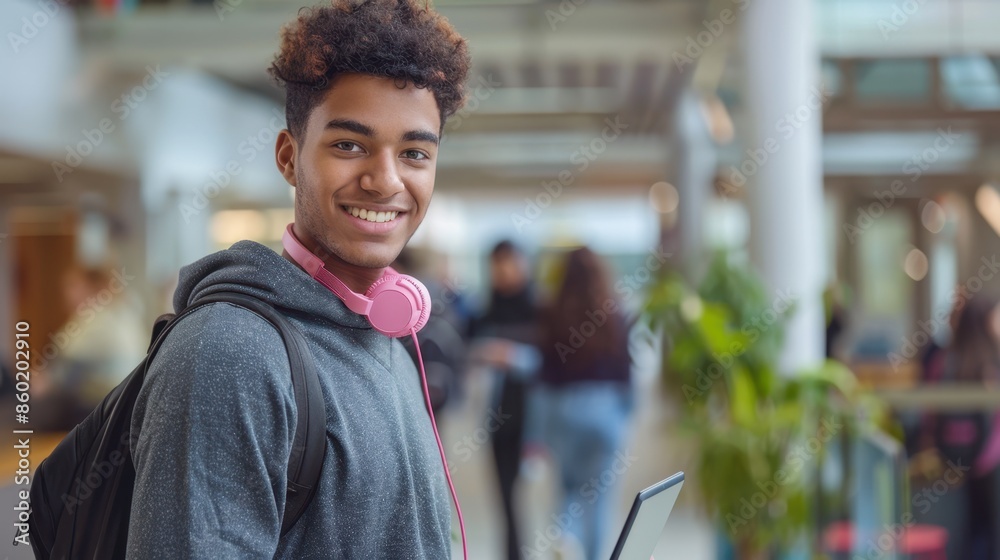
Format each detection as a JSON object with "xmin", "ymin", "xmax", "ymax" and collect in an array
[
  {"xmin": 469, "ymin": 240, "xmax": 540, "ymax": 560},
  {"xmin": 395, "ymin": 247, "xmax": 470, "ymax": 414}
]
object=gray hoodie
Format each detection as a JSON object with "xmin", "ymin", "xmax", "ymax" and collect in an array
[{"xmin": 127, "ymin": 240, "xmax": 452, "ymax": 559}]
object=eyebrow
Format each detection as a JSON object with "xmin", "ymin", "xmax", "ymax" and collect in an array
[
  {"xmin": 401, "ymin": 129, "xmax": 440, "ymax": 145},
  {"xmin": 324, "ymin": 118, "xmax": 439, "ymax": 145},
  {"xmin": 324, "ymin": 118, "xmax": 374, "ymax": 137}
]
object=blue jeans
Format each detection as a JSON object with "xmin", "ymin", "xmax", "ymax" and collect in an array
[{"xmin": 536, "ymin": 382, "xmax": 634, "ymax": 560}]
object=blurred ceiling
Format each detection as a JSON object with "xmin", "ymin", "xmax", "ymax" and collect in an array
[{"xmin": 43, "ymin": 0, "xmax": 1000, "ymax": 194}]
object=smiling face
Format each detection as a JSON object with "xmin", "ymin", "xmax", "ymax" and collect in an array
[{"xmin": 276, "ymin": 73, "xmax": 441, "ymax": 273}]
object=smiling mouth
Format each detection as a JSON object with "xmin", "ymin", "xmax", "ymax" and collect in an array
[{"xmin": 342, "ymin": 205, "xmax": 404, "ymax": 224}]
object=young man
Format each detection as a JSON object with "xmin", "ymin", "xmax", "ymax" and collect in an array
[{"xmin": 126, "ymin": 1, "xmax": 470, "ymax": 558}]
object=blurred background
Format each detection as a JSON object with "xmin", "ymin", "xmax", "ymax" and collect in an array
[{"xmin": 3, "ymin": 0, "xmax": 1000, "ymax": 558}]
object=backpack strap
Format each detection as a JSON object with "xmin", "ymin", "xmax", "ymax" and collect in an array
[
  {"xmin": 147, "ymin": 292, "xmax": 327, "ymax": 537},
  {"xmin": 149, "ymin": 312, "xmax": 176, "ymax": 351}
]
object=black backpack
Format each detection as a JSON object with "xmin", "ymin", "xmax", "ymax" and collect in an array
[{"xmin": 17, "ymin": 291, "xmax": 327, "ymax": 559}]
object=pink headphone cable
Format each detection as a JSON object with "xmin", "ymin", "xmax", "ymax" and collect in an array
[
  {"xmin": 281, "ymin": 224, "xmax": 461, "ymax": 551},
  {"xmin": 410, "ymin": 329, "xmax": 468, "ymax": 560}
]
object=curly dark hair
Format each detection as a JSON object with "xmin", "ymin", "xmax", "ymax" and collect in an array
[{"xmin": 268, "ymin": 0, "xmax": 471, "ymax": 140}]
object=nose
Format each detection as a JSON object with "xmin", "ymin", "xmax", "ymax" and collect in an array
[{"xmin": 359, "ymin": 150, "xmax": 405, "ymax": 198}]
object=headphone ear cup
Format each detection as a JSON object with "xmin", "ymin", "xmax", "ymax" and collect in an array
[
  {"xmin": 397, "ymin": 275, "xmax": 431, "ymax": 334},
  {"xmin": 365, "ymin": 274, "xmax": 432, "ymax": 337}
]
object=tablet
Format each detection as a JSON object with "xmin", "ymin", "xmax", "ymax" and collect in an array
[{"xmin": 608, "ymin": 472, "xmax": 685, "ymax": 560}]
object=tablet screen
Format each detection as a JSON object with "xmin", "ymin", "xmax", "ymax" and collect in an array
[{"xmin": 609, "ymin": 472, "xmax": 684, "ymax": 560}]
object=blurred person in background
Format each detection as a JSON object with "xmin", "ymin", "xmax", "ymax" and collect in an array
[
  {"xmin": 915, "ymin": 294, "xmax": 999, "ymax": 560},
  {"xmin": 905, "ymin": 296, "xmax": 966, "ymax": 459},
  {"xmin": 394, "ymin": 246, "xmax": 470, "ymax": 414},
  {"xmin": 469, "ymin": 239, "xmax": 541, "ymax": 560},
  {"xmin": 823, "ymin": 283, "xmax": 849, "ymax": 362},
  {"xmin": 34, "ymin": 263, "xmax": 146, "ymax": 431},
  {"xmin": 920, "ymin": 294, "xmax": 966, "ymax": 386},
  {"xmin": 535, "ymin": 246, "xmax": 635, "ymax": 560},
  {"xmin": 0, "ymin": 356, "xmax": 12, "ymax": 397},
  {"xmin": 0, "ymin": 357, "xmax": 15, "ymax": 427}
]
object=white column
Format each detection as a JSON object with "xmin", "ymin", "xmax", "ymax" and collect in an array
[
  {"xmin": 671, "ymin": 89, "xmax": 718, "ymax": 281},
  {"xmin": 740, "ymin": 0, "xmax": 825, "ymax": 373}
]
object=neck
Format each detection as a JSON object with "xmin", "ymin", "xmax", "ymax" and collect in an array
[{"xmin": 282, "ymin": 223, "xmax": 384, "ymax": 294}]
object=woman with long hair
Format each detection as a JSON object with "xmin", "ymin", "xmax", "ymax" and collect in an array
[
  {"xmin": 949, "ymin": 294, "xmax": 1000, "ymax": 384},
  {"xmin": 536, "ymin": 246, "xmax": 635, "ymax": 560}
]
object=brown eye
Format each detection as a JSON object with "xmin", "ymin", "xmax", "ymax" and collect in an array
[{"xmin": 334, "ymin": 141, "xmax": 363, "ymax": 152}]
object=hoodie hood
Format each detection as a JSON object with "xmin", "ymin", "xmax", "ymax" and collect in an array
[{"xmin": 172, "ymin": 239, "xmax": 371, "ymax": 331}]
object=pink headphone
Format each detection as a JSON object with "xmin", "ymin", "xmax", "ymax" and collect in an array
[{"xmin": 281, "ymin": 223, "xmax": 432, "ymax": 338}]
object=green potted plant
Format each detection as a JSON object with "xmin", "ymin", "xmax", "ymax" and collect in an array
[{"xmin": 643, "ymin": 251, "xmax": 884, "ymax": 559}]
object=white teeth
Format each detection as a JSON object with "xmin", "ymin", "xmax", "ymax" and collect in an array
[{"xmin": 345, "ymin": 206, "xmax": 400, "ymax": 223}]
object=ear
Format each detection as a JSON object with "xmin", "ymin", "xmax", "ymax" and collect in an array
[{"xmin": 275, "ymin": 129, "xmax": 298, "ymax": 187}]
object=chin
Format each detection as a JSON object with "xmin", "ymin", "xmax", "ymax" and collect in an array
[{"xmin": 345, "ymin": 243, "xmax": 403, "ymax": 269}]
